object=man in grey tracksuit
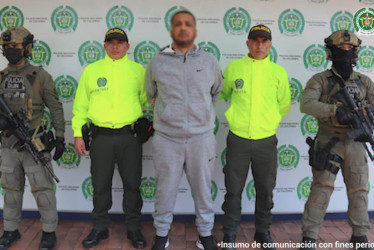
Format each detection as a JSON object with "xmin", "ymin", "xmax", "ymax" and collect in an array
[{"xmin": 145, "ymin": 10, "xmax": 223, "ymax": 250}]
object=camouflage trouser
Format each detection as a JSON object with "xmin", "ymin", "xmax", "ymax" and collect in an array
[
  {"xmin": 0, "ymin": 148, "xmax": 57, "ymax": 232},
  {"xmin": 302, "ymin": 136, "xmax": 370, "ymax": 239}
]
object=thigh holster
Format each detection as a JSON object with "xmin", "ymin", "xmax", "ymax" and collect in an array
[{"xmin": 306, "ymin": 137, "xmax": 343, "ymax": 175}]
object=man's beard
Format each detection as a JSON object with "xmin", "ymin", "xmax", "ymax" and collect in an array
[{"xmin": 171, "ymin": 33, "xmax": 194, "ymax": 48}]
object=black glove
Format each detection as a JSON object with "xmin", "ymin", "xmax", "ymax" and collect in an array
[
  {"xmin": 0, "ymin": 113, "xmax": 10, "ymax": 130},
  {"xmin": 336, "ymin": 106, "xmax": 354, "ymax": 125},
  {"xmin": 48, "ymin": 136, "xmax": 65, "ymax": 161},
  {"xmin": 132, "ymin": 117, "xmax": 154, "ymax": 144}
]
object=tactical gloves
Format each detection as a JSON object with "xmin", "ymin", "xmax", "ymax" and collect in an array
[
  {"xmin": 336, "ymin": 106, "xmax": 354, "ymax": 125},
  {"xmin": 48, "ymin": 136, "xmax": 65, "ymax": 161}
]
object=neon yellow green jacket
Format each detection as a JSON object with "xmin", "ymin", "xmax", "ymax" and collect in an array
[
  {"xmin": 72, "ymin": 54, "xmax": 147, "ymax": 137},
  {"xmin": 220, "ymin": 55, "xmax": 291, "ymax": 140}
]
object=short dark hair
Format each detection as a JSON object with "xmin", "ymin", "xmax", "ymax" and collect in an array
[{"xmin": 171, "ymin": 10, "xmax": 196, "ymax": 26}]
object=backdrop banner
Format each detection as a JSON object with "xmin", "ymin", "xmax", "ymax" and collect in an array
[{"xmin": 0, "ymin": 0, "xmax": 374, "ymax": 215}]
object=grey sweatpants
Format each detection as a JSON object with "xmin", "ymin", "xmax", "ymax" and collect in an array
[{"xmin": 152, "ymin": 133, "xmax": 216, "ymax": 237}]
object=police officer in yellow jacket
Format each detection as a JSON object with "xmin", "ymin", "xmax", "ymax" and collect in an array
[
  {"xmin": 220, "ymin": 25, "xmax": 291, "ymax": 250},
  {"xmin": 299, "ymin": 31, "xmax": 374, "ymax": 250},
  {"xmin": 72, "ymin": 28, "xmax": 148, "ymax": 249},
  {"xmin": 0, "ymin": 26, "xmax": 65, "ymax": 250}
]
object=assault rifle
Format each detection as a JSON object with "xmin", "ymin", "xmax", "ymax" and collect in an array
[
  {"xmin": 0, "ymin": 94, "xmax": 60, "ymax": 182},
  {"xmin": 334, "ymin": 80, "xmax": 374, "ymax": 161}
]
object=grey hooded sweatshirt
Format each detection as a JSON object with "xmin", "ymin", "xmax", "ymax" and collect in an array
[{"xmin": 145, "ymin": 45, "xmax": 223, "ymax": 140}]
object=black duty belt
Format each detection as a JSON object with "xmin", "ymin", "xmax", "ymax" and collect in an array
[{"xmin": 93, "ymin": 124, "xmax": 132, "ymax": 135}]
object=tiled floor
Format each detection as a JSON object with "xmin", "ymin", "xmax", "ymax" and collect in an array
[{"xmin": 2, "ymin": 217, "xmax": 374, "ymax": 249}]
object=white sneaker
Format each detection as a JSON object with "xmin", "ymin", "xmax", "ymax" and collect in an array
[{"xmin": 196, "ymin": 235, "xmax": 218, "ymax": 250}]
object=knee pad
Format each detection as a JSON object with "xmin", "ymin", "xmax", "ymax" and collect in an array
[
  {"xmin": 36, "ymin": 193, "xmax": 52, "ymax": 208},
  {"xmin": 1, "ymin": 173, "xmax": 24, "ymax": 192},
  {"xmin": 4, "ymin": 191, "xmax": 18, "ymax": 207},
  {"xmin": 310, "ymin": 190, "xmax": 331, "ymax": 210},
  {"xmin": 349, "ymin": 191, "xmax": 368, "ymax": 210}
]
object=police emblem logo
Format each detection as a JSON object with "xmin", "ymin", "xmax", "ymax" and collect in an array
[
  {"xmin": 245, "ymin": 179, "xmax": 256, "ymax": 202},
  {"xmin": 78, "ymin": 41, "xmax": 105, "ymax": 66},
  {"xmin": 221, "ymin": 148, "xmax": 227, "ymax": 167},
  {"xmin": 300, "ymin": 114, "xmax": 319, "ymax": 137},
  {"xmin": 97, "ymin": 77, "xmax": 107, "ymax": 87},
  {"xmin": 57, "ymin": 143, "xmax": 81, "ymax": 169},
  {"xmin": 277, "ymin": 144, "xmax": 300, "ymax": 171},
  {"xmin": 140, "ymin": 177, "xmax": 157, "ymax": 201},
  {"xmin": 51, "ymin": 5, "xmax": 78, "ymax": 33},
  {"xmin": 223, "ymin": 7, "xmax": 251, "ymax": 35},
  {"xmin": 134, "ymin": 41, "xmax": 160, "ymax": 67},
  {"xmin": 0, "ymin": 6, "xmax": 23, "ymax": 31},
  {"xmin": 41, "ymin": 110, "xmax": 52, "ymax": 132},
  {"xmin": 357, "ymin": 45, "xmax": 374, "ymax": 72},
  {"xmin": 82, "ymin": 177, "xmax": 94, "ymax": 201},
  {"xmin": 354, "ymin": 8, "xmax": 374, "ymax": 35},
  {"xmin": 289, "ymin": 78, "xmax": 303, "ymax": 104},
  {"xmin": 330, "ymin": 11, "xmax": 354, "ymax": 32},
  {"xmin": 55, "ymin": 75, "xmax": 78, "ymax": 103},
  {"xmin": 198, "ymin": 41, "xmax": 221, "ymax": 61},
  {"xmin": 210, "ymin": 180, "xmax": 218, "ymax": 201},
  {"xmin": 303, "ymin": 44, "xmax": 328, "ymax": 71},
  {"xmin": 30, "ymin": 40, "xmax": 51, "ymax": 66},
  {"xmin": 106, "ymin": 5, "xmax": 134, "ymax": 31},
  {"xmin": 4, "ymin": 75, "xmax": 24, "ymax": 90},
  {"xmin": 297, "ymin": 177, "xmax": 313, "ymax": 201},
  {"xmin": 235, "ymin": 79, "xmax": 244, "ymax": 89},
  {"xmin": 278, "ymin": 9, "xmax": 305, "ymax": 36},
  {"xmin": 164, "ymin": 6, "xmax": 189, "ymax": 32},
  {"xmin": 269, "ymin": 46, "xmax": 278, "ymax": 63}
]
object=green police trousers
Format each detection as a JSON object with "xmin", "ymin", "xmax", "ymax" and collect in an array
[
  {"xmin": 222, "ymin": 131, "xmax": 278, "ymax": 234},
  {"xmin": 89, "ymin": 131, "xmax": 143, "ymax": 231}
]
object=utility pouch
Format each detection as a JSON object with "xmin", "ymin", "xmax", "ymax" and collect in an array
[
  {"xmin": 306, "ymin": 136, "xmax": 324, "ymax": 171},
  {"xmin": 306, "ymin": 136, "xmax": 342, "ymax": 174}
]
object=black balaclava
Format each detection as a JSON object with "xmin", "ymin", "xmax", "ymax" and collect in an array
[{"xmin": 331, "ymin": 46, "xmax": 355, "ymax": 81}]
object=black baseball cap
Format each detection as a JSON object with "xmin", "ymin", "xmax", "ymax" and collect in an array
[
  {"xmin": 248, "ymin": 24, "xmax": 272, "ymax": 40},
  {"xmin": 104, "ymin": 28, "xmax": 128, "ymax": 42}
]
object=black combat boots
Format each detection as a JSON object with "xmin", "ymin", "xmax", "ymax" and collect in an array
[
  {"xmin": 39, "ymin": 231, "xmax": 56, "ymax": 250},
  {"xmin": 350, "ymin": 235, "xmax": 373, "ymax": 250}
]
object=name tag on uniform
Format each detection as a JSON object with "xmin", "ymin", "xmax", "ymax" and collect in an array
[{"xmin": 4, "ymin": 75, "xmax": 24, "ymax": 90}]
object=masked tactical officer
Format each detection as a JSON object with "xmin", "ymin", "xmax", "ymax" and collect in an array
[
  {"xmin": 300, "ymin": 30, "xmax": 374, "ymax": 250},
  {"xmin": 0, "ymin": 26, "xmax": 65, "ymax": 250}
]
